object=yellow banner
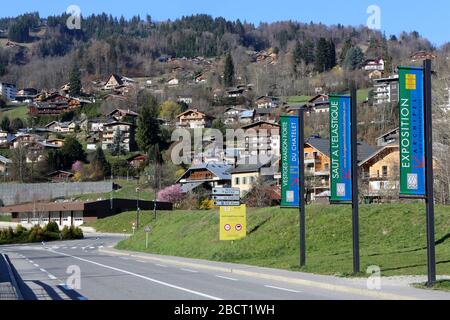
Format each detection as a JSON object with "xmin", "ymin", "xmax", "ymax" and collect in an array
[{"xmin": 219, "ymin": 205, "xmax": 246, "ymax": 241}]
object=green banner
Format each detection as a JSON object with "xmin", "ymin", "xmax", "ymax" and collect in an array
[{"xmin": 398, "ymin": 66, "xmax": 426, "ymax": 197}]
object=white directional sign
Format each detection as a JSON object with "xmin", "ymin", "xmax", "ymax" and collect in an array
[
  {"xmin": 212, "ymin": 195, "xmax": 241, "ymax": 201},
  {"xmin": 213, "ymin": 188, "xmax": 240, "ymax": 196},
  {"xmin": 214, "ymin": 201, "xmax": 241, "ymax": 207}
]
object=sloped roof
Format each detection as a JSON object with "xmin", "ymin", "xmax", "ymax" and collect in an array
[
  {"xmin": 305, "ymin": 136, "xmax": 376, "ymax": 162},
  {"xmin": 0, "ymin": 155, "xmax": 12, "ymax": 164},
  {"xmin": 176, "ymin": 163, "xmax": 232, "ymax": 183}
]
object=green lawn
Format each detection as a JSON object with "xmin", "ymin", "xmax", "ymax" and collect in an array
[
  {"xmin": 86, "ymin": 204, "xmax": 450, "ymax": 277},
  {"xmin": 287, "ymin": 95, "xmax": 312, "ymax": 104},
  {"xmin": 357, "ymin": 88, "xmax": 370, "ymax": 103},
  {"xmin": 0, "ymin": 214, "xmax": 11, "ymax": 222},
  {"xmin": 0, "ymin": 105, "xmax": 28, "ymax": 120},
  {"xmin": 72, "ymin": 179, "xmax": 155, "ymax": 202}
]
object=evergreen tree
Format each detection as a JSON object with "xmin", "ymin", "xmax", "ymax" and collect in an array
[
  {"xmin": 8, "ymin": 19, "xmax": 30, "ymax": 42},
  {"xmin": 223, "ymin": 53, "xmax": 235, "ymax": 87},
  {"xmin": 110, "ymin": 127, "xmax": 125, "ymax": 156},
  {"xmin": 1, "ymin": 117, "xmax": 10, "ymax": 132},
  {"xmin": 303, "ymin": 39, "xmax": 315, "ymax": 65},
  {"xmin": 91, "ymin": 146, "xmax": 111, "ymax": 178},
  {"xmin": 343, "ymin": 46, "xmax": 365, "ymax": 70},
  {"xmin": 340, "ymin": 38, "xmax": 353, "ymax": 64},
  {"xmin": 59, "ymin": 136, "xmax": 86, "ymax": 169},
  {"xmin": 69, "ymin": 65, "xmax": 82, "ymax": 96},
  {"xmin": 136, "ymin": 94, "xmax": 161, "ymax": 153},
  {"xmin": 314, "ymin": 38, "xmax": 330, "ymax": 72},
  {"xmin": 327, "ymin": 39, "xmax": 336, "ymax": 70}
]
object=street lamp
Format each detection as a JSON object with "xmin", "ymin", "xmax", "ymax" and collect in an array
[{"xmin": 136, "ymin": 186, "xmax": 140, "ymax": 229}]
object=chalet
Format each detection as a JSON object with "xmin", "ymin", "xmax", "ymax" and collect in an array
[
  {"xmin": 28, "ymin": 93, "xmax": 83, "ymax": 116},
  {"xmin": 176, "ymin": 163, "xmax": 232, "ymax": 193},
  {"xmin": 239, "ymin": 109, "xmax": 255, "ymax": 124},
  {"xmin": 231, "ymin": 157, "xmax": 280, "ymax": 196},
  {"xmin": 167, "ymin": 78, "xmax": 179, "ymax": 86},
  {"xmin": 15, "ymin": 88, "xmax": 38, "ymax": 102},
  {"xmin": 254, "ymin": 96, "xmax": 279, "ymax": 109},
  {"xmin": 226, "ymin": 88, "xmax": 245, "ymax": 98},
  {"xmin": 107, "ymin": 108, "xmax": 139, "ymax": 122},
  {"xmin": 176, "ymin": 109, "xmax": 215, "ymax": 129},
  {"xmin": 0, "ymin": 155, "xmax": 12, "ymax": 177},
  {"xmin": 127, "ymin": 153, "xmax": 148, "ymax": 169},
  {"xmin": 363, "ymin": 58, "xmax": 385, "ymax": 71},
  {"xmin": 376, "ymin": 127, "xmax": 399, "ymax": 147},
  {"xmin": 410, "ymin": 51, "xmax": 436, "ymax": 62},
  {"xmin": 195, "ymin": 74, "xmax": 206, "ymax": 83},
  {"xmin": 359, "ymin": 145, "xmax": 399, "ymax": 201},
  {"xmin": 45, "ymin": 121, "xmax": 77, "ymax": 133},
  {"xmin": 241, "ymin": 121, "xmax": 280, "ymax": 158},
  {"xmin": 47, "ymin": 170, "xmax": 74, "ymax": 183},
  {"xmin": 103, "ymin": 74, "xmax": 135, "ymax": 90},
  {"xmin": 224, "ymin": 107, "xmax": 247, "ymax": 125},
  {"xmin": 307, "ymin": 94, "xmax": 330, "ymax": 113},
  {"xmin": 254, "ymin": 108, "xmax": 277, "ymax": 123},
  {"xmin": 304, "ymin": 136, "xmax": 376, "ymax": 202},
  {"xmin": 9, "ymin": 136, "xmax": 61, "ymax": 163},
  {"xmin": 101, "ymin": 121, "xmax": 136, "ymax": 152},
  {"xmin": 0, "ymin": 130, "xmax": 14, "ymax": 145}
]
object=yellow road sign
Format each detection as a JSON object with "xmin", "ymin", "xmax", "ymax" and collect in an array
[{"xmin": 219, "ymin": 205, "xmax": 246, "ymax": 241}]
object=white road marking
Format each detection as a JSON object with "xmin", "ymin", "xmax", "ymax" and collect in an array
[
  {"xmin": 47, "ymin": 249, "xmax": 222, "ymax": 300},
  {"xmin": 181, "ymin": 268, "xmax": 198, "ymax": 273},
  {"xmin": 48, "ymin": 274, "xmax": 57, "ymax": 280},
  {"xmin": 88, "ymin": 247, "xmax": 95, "ymax": 249},
  {"xmin": 215, "ymin": 275, "xmax": 238, "ymax": 281},
  {"xmin": 155, "ymin": 264, "xmax": 168, "ymax": 268},
  {"xmin": 264, "ymin": 285, "xmax": 301, "ymax": 293},
  {"xmin": 71, "ymin": 247, "xmax": 77, "ymax": 249},
  {"xmin": 39, "ymin": 268, "xmax": 47, "ymax": 273},
  {"xmin": 29, "ymin": 260, "xmax": 34, "ymax": 263},
  {"xmin": 33, "ymin": 263, "xmax": 39, "ymax": 267},
  {"xmin": 98, "ymin": 246, "xmax": 104, "ymax": 249},
  {"xmin": 136, "ymin": 260, "xmax": 146, "ymax": 263}
]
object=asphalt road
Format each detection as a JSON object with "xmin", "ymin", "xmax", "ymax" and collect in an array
[{"xmin": 0, "ymin": 234, "xmax": 378, "ymax": 300}]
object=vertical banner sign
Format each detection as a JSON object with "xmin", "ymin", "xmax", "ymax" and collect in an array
[
  {"xmin": 220, "ymin": 205, "xmax": 246, "ymax": 241},
  {"xmin": 280, "ymin": 115, "xmax": 300, "ymax": 207},
  {"xmin": 329, "ymin": 95, "xmax": 352, "ymax": 202},
  {"xmin": 398, "ymin": 66, "xmax": 426, "ymax": 198}
]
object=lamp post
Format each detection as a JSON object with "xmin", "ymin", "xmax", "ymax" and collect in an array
[{"xmin": 136, "ymin": 186, "xmax": 140, "ymax": 229}]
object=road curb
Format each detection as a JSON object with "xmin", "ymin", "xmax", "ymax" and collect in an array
[
  {"xmin": 99, "ymin": 248, "xmax": 420, "ymax": 300},
  {"xmin": 1, "ymin": 253, "xmax": 23, "ymax": 300}
]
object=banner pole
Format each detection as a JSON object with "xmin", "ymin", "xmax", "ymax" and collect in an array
[
  {"xmin": 424, "ymin": 59, "xmax": 436, "ymax": 286},
  {"xmin": 350, "ymin": 85, "xmax": 360, "ymax": 274},
  {"xmin": 299, "ymin": 108, "xmax": 306, "ymax": 267}
]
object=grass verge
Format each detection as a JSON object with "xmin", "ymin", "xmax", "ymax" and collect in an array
[{"xmin": 85, "ymin": 204, "xmax": 450, "ymax": 277}]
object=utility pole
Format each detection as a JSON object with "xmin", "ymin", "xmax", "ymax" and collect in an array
[
  {"xmin": 351, "ymin": 85, "xmax": 360, "ymax": 275},
  {"xmin": 424, "ymin": 59, "xmax": 436, "ymax": 286},
  {"xmin": 298, "ymin": 107, "xmax": 306, "ymax": 267},
  {"xmin": 136, "ymin": 186, "xmax": 140, "ymax": 229}
]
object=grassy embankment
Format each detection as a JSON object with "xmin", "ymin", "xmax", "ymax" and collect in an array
[
  {"xmin": 85, "ymin": 203, "xmax": 450, "ymax": 278},
  {"xmin": 71, "ymin": 179, "xmax": 155, "ymax": 202}
]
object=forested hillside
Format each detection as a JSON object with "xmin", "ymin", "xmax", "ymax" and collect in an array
[{"xmin": 0, "ymin": 12, "xmax": 439, "ymax": 94}]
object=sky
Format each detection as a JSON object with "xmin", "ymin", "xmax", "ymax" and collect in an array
[{"xmin": 1, "ymin": 0, "xmax": 448, "ymax": 46}]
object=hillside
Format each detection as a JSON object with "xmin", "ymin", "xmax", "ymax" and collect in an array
[{"xmin": 86, "ymin": 204, "xmax": 450, "ymax": 277}]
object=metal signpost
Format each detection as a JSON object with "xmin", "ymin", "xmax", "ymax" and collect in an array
[
  {"xmin": 212, "ymin": 188, "xmax": 241, "ymax": 207},
  {"xmin": 329, "ymin": 90, "xmax": 360, "ymax": 274},
  {"xmin": 280, "ymin": 113, "xmax": 305, "ymax": 267},
  {"xmin": 144, "ymin": 226, "xmax": 152, "ymax": 249},
  {"xmin": 398, "ymin": 60, "xmax": 435, "ymax": 286}
]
